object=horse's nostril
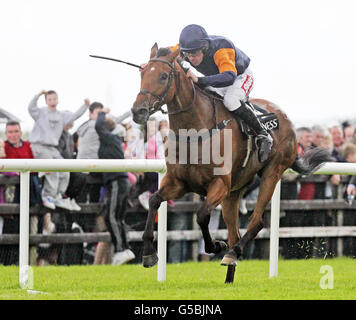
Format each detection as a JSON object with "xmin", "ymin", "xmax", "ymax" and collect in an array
[
  {"xmin": 132, "ymin": 107, "xmax": 149, "ymax": 124},
  {"xmin": 137, "ymin": 108, "xmax": 148, "ymax": 116}
]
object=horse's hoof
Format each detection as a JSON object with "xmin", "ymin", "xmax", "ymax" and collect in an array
[
  {"xmin": 142, "ymin": 253, "xmax": 158, "ymax": 268},
  {"xmin": 220, "ymin": 253, "xmax": 238, "ymax": 266},
  {"xmin": 214, "ymin": 240, "xmax": 228, "ymax": 253}
]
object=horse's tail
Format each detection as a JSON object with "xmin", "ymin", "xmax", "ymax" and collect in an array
[{"xmin": 290, "ymin": 147, "xmax": 335, "ymax": 176}]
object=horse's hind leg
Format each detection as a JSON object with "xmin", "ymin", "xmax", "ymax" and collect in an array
[
  {"xmin": 197, "ymin": 178, "xmax": 229, "ymax": 255},
  {"xmin": 227, "ymin": 164, "xmax": 286, "ymax": 261},
  {"xmin": 142, "ymin": 175, "xmax": 186, "ymax": 268},
  {"xmin": 219, "ymin": 190, "xmax": 245, "ymax": 283}
]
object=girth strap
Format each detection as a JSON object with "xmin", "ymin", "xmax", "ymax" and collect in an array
[{"xmin": 168, "ymin": 118, "xmax": 233, "ymax": 143}]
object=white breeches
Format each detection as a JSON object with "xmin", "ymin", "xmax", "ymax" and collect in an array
[{"xmin": 223, "ymin": 68, "xmax": 254, "ymax": 111}]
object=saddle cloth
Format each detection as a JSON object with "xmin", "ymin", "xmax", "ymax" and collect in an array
[{"xmin": 239, "ymin": 102, "xmax": 279, "ymax": 137}]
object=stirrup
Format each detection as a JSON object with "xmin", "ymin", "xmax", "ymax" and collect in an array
[
  {"xmin": 256, "ymin": 133, "xmax": 273, "ymax": 144},
  {"xmin": 256, "ymin": 134, "xmax": 273, "ymax": 162}
]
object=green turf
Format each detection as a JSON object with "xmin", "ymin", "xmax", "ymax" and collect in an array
[{"xmin": 0, "ymin": 258, "xmax": 355, "ymax": 300}]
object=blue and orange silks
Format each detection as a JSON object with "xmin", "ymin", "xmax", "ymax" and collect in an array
[{"xmin": 171, "ymin": 35, "xmax": 250, "ymax": 88}]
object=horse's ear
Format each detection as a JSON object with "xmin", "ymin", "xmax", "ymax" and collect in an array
[
  {"xmin": 168, "ymin": 47, "xmax": 180, "ymax": 62},
  {"xmin": 150, "ymin": 43, "xmax": 158, "ymax": 59}
]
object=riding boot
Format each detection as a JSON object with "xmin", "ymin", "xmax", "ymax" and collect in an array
[{"xmin": 231, "ymin": 101, "xmax": 273, "ymax": 162}]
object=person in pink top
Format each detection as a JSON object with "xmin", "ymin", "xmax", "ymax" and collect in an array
[{"xmin": 138, "ymin": 119, "xmax": 174, "ymax": 210}]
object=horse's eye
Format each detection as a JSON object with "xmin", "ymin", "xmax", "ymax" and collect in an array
[{"xmin": 160, "ymin": 73, "xmax": 168, "ymax": 81}]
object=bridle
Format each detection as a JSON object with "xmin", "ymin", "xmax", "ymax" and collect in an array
[{"xmin": 138, "ymin": 58, "xmax": 193, "ymax": 116}]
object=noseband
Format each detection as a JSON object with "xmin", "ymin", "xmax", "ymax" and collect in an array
[{"xmin": 139, "ymin": 58, "xmax": 193, "ymax": 116}]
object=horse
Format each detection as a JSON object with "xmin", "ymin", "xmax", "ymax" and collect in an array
[{"xmin": 131, "ymin": 43, "xmax": 332, "ymax": 283}]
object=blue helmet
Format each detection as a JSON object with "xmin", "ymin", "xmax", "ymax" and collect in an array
[{"xmin": 179, "ymin": 24, "xmax": 208, "ymax": 52}]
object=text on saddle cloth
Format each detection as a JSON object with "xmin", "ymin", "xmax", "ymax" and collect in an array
[{"xmin": 239, "ymin": 102, "xmax": 279, "ymax": 137}]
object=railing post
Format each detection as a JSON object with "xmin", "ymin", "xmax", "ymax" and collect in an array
[
  {"xmin": 19, "ymin": 171, "xmax": 30, "ymax": 288},
  {"xmin": 269, "ymin": 179, "xmax": 281, "ymax": 278},
  {"xmin": 157, "ymin": 171, "xmax": 167, "ymax": 282}
]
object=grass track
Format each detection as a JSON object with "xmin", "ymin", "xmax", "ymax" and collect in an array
[{"xmin": 0, "ymin": 258, "xmax": 355, "ymax": 300}]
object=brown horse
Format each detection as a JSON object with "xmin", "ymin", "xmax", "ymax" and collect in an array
[{"xmin": 131, "ymin": 44, "xmax": 332, "ymax": 283}]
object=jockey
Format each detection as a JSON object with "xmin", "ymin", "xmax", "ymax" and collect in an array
[{"xmin": 178, "ymin": 24, "xmax": 273, "ymax": 162}]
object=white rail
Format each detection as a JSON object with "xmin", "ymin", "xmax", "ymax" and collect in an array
[
  {"xmin": 1, "ymin": 159, "xmax": 355, "ymax": 287},
  {"xmin": 0, "ymin": 158, "xmax": 166, "ymax": 173},
  {"xmin": 269, "ymin": 162, "xmax": 356, "ymax": 278},
  {"xmin": 0, "ymin": 159, "xmax": 166, "ymax": 288}
]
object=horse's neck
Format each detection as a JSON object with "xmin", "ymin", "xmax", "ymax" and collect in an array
[{"xmin": 168, "ymin": 84, "xmax": 215, "ymax": 133}]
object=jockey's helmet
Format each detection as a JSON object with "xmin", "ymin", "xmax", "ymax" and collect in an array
[{"xmin": 179, "ymin": 24, "xmax": 208, "ymax": 52}]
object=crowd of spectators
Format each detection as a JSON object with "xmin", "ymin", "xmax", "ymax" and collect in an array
[
  {"xmin": 0, "ymin": 89, "xmax": 355, "ymax": 265},
  {"xmin": 278, "ymin": 121, "xmax": 356, "ymax": 258},
  {"xmin": 0, "ymin": 90, "xmax": 177, "ymax": 266}
]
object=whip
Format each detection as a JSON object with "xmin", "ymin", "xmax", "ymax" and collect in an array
[{"xmin": 89, "ymin": 55, "xmax": 142, "ymax": 69}]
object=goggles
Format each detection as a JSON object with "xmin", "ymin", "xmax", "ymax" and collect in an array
[{"xmin": 182, "ymin": 49, "xmax": 202, "ymax": 58}]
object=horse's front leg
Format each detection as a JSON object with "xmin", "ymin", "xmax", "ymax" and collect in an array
[
  {"xmin": 142, "ymin": 192, "xmax": 163, "ymax": 268},
  {"xmin": 197, "ymin": 178, "xmax": 229, "ymax": 255},
  {"xmin": 142, "ymin": 174, "xmax": 186, "ymax": 268}
]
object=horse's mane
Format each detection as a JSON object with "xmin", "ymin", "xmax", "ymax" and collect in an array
[{"xmin": 156, "ymin": 47, "xmax": 172, "ymax": 58}]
